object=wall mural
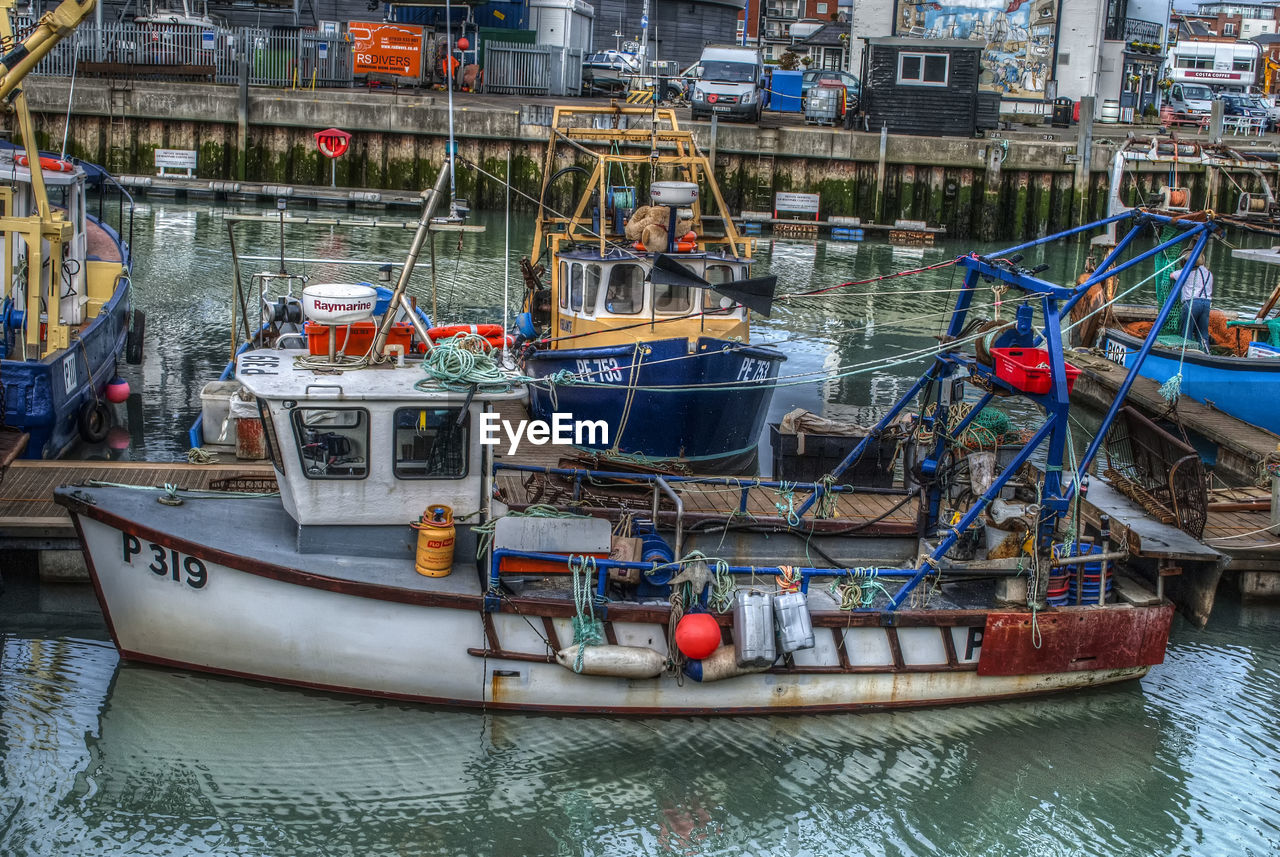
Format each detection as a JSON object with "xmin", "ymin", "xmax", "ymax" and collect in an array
[{"xmin": 894, "ymin": 0, "xmax": 1059, "ymax": 97}]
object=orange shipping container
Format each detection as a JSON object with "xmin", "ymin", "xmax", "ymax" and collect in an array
[{"xmin": 349, "ymin": 22, "xmax": 423, "ymax": 78}]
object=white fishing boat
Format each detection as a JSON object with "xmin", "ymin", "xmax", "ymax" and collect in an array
[{"xmin": 54, "ymin": 196, "xmax": 1192, "ymax": 715}]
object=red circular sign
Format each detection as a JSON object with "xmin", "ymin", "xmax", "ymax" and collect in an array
[{"xmin": 314, "ymin": 128, "xmax": 351, "ymax": 159}]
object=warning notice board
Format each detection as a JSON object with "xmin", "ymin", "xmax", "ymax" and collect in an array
[{"xmin": 349, "ymin": 22, "xmax": 423, "ymax": 78}]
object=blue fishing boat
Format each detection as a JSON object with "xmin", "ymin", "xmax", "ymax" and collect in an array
[
  {"xmin": 1100, "ymin": 327, "xmax": 1280, "ymax": 434},
  {"xmin": 1084, "ymin": 137, "xmax": 1280, "ymax": 436},
  {"xmin": 0, "ymin": 3, "xmax": 137, "ymax": 460},
  {"xmin": 519, "ymin": 105, "xmax": 784, "ymax": 473}
]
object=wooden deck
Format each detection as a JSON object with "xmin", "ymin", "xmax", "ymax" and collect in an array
[
  {"xmin": 1202, "ymin": 485, "xmax": 1280, "ymax": 565},
  {"xmin": 1069, "ymin": 351, "xmax": 1280, "ymax": 487},
  {"xmin": 0, "ymin": 460, "xmax": 273, "ymax": 546},
  {"xmin": 494, "ymin": 470, "xmax": 919, "ymax": 536}
]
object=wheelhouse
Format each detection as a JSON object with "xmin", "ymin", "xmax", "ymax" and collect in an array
[
  {"xmin": 547, "ymin": 245, "xmax": 752, "ymax": 348},
  {"xmin": 236, "ymin": 350, "xmax": 524, "ymax": 529}
]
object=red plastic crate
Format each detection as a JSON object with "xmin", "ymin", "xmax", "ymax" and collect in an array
[
  {"xmin": 305, "ymin": 320, "xmax": 414, "ymax": 356},
  {"xmin": 989, "ymin": 347, "xmax": 1081, "ymax": 395}
]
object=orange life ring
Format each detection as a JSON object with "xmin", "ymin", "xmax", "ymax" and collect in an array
[
  {"xmin": 14, "ymin": 154, "xmax": 74, "ymax": 173},
  {"xmin": 426, "ymin": 323, "xmax": 506, "ymax": 341}
]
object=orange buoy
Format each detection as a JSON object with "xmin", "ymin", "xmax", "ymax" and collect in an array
[
  {"xmin": 14, "ymin": 154, "xmax": 74, "ymax": 173},
  {"xmin": 681, "ymin": 230, "xmax": 696, "ymax": 242},
  {"xmin": 675, "ymin": 240, "xmax": 696, "ymax": 252},
  {"xmin": 675, "ymin": 612, "xmax": 721, "ymax": 659}
]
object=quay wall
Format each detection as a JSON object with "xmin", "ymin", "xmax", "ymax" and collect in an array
[{"xmin": 18, "ymin": 80, "xmax": 1245, "ymax": 242}]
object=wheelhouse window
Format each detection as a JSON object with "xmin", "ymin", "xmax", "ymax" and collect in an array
[
  {"xmin": 653, "ymin": 283, "xmax": 692, "ymax": 314},
  {"xmin": 897, "ymin": 52, "xmax": 949, "ymax": 86},
  {"xmin": 704, "ymin": 264, "xmax": 741, "ymax": 313},
  {"xmin": 604, "ymin": 263, "xmax": 645, "ymax": 314},
  {"xmin": 570, "ymin": 263, "xmax": 585, "ymax": 311},
  {"xmin": 558, "ymin": 260, "xmax": 569, "ymax": 309},
  {"xmin": 584, "ymin": 264, "xmax": 602, "ymax": 315},
  {"xmin": 259, "ymin": 400, "xmax": 285, "ymax": 472},
  {"xmin": 292, "ymin": 408, "xmax": 369, "ymax": 479},
  {"xmin": 393, "ymin": 407, "xmax": 469, "ymax": 479}
]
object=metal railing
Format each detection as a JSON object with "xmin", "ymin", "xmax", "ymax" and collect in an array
[
  {"xmin": 14, "ymin": 21, "xmax": 563, "ymax": 91},
  {"xmin": 1123, "ymin": 18, "xmax": 1164, "ymax": 43}
]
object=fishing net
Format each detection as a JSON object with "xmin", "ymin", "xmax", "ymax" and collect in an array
[
  {"xmin": 1122, "ymin": 309, "xmax": 1252, "ymax": 356},
  {"xmin": 1154, "ymin": 224, "xmax": 1185, "ymax": 337}
]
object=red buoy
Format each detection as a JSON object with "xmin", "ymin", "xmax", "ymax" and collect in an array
[
  {"xmin": 105, "ymin": 377, "xmax": 130, "ymax": 403},
  {"xmin": 457, "ymin": 36, "xmax": 470, "ymax": 51},
  {"xmin": 675, "ymin": 613, "xmax": 721, "ymax": 660}
]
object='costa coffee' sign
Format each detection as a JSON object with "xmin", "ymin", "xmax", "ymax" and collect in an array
[{"xmin": 315, "ymin": 128, "xmax": 351, "ymax": 159}]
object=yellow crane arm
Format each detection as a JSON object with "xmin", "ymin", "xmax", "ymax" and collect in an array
[{"xmin": 0, "ymin": 0, "xmax": 96, "ymax": 102}]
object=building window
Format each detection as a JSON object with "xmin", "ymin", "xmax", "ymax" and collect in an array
[
  {"xmin": 1233, "ymin": 56, "xmax": 1253, "ymax": 71},
  {"xmin": 292, "ymin": 408, "xmax": 369, "ymax": 479},
  {"xmin": 1176, "ymin": 55, "xmax": 1214, "ymax": 69},
  {"xmin": 1223, "ymin": 21, "xmax": 1236, "ymax": 34},
  {"xmin": 898, "ymin": 52, "xmax": 949, "ymax": 86},
  {"xmin": 393, "ymin": 407, "xmax": 468, "ymax": 479},
  {"xmin": 1104, "ymin": 0, "xmax": 1129, "ymax": 40},
  {"xmin": 816, "ymin": 1, "xmax": 827, "ymax": 11}
]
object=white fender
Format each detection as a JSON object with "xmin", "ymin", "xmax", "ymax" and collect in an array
[{"xmin": 555, "ymin": 644, "xmax": 666, "ymax": 679}]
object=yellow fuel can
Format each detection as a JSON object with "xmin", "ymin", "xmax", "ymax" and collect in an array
[{"xmin": 411, "ymin": 504, "xmax": 455, "ymax": 577}]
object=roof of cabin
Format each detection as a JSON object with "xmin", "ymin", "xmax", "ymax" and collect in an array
[{"xmin": 235, "ymin": 350, "xmax": 528, "ymax": 402}]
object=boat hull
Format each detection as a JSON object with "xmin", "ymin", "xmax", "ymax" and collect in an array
[
  {"xmin": 61, "ymin": 486, "xmax": 1173, "ymax": 715},
  {"xmin": 523, "ymin": 337, "xmax": 784, "ymax": 472},
  {"xmin": 2, "ymin": 272, "xmax": 130, "ymax": 458},
  {"xmin": 1101, "ymin": 327, "xmax": 1280, "ymax": 434}
]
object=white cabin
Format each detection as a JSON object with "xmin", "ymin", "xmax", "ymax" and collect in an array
[{"xmin": 235, "ymin": 349, "xmax": 525, "ymax": 529}]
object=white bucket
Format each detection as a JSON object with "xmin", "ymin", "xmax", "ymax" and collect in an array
[{"xmin": 200, "ymin": 380, "xmax": 243, "ymax": 445}]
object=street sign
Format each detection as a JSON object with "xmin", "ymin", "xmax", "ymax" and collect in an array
[
  {"xmin": 641, "ymin": 14, "xmax": 648, "ymax": 27},
  {"xmin": 200, "ymin": 30, "xmax": 214, "ymax": 49},
  {"xmin": 318, "ymin": 42, "xmax": 328, "ymax": 60}
]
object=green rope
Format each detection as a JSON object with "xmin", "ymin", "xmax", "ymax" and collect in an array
[
  {"xmin": 415, "ymin": 334, "xmax": 532, "ymax": 393},
  {"xmin": 707, "ymin": 556, "xmax": 735, "ymax": 613},
  {"xmin": 829, "ymin": 567, "xmax": 891, "ymax": 609},
  {"xmin": 569, "ymin": 554, "xmax": 603, "ymax": 673}
]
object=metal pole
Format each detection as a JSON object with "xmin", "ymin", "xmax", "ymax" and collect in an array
[
  {"xmin": 371, "ymin": 161, "xmax": 452, "ymax": 358},
  {"xmin": 503, "ymin": 147, "xmax": 511, "ymax": 361},
  {"xmin": 1075, "ymin": 225, "xmax": 1213, "ymax": 479},
  {"xmin": 445, "ymin": 0, "xmax": 457, "ymax": 214}
]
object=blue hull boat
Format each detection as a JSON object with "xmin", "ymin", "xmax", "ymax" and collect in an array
[
  {"xmin": 1101, "ymin": 327, "xmax": 1280, "ymax": 434},
  {"xmin": 0, "ymin": 151, "xmax": 135, "ymax": 459},
  {"xmin": 524, "ymin": 336, "xmax": 784, "ymax": 469},
  {"xmin": 520, "ymin": 106, "xmax": 786, "ymax": 474}
]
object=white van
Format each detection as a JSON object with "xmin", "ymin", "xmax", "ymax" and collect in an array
[
  {"xmin": 1167, "ymin": 82, "xmax": 1214, "ymax": 114},
  {"xmin": 689, "ymin": 45, "xmax": 768, "ymax": 123}
]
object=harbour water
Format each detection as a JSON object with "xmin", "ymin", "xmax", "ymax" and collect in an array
[{"xmin": 5, "ymin": 201, "xmax": 1280, "ymax": 854}]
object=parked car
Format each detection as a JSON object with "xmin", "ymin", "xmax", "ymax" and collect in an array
[
  {"xmin": 1249, "ymin": 95, "xmax": 1279, "ymax": 131},
  {"xmin": 1220, "ymin": 93, "xmax": 1267, "ymax": 125},
  {"xmin": 800, "ymin": 69, "xmax": 861, "ymax": 110}
]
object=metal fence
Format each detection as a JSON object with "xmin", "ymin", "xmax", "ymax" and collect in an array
[
  {"xmin": 485, "ymin": 41, "xmax": 584, "ymax": 97},
  {"xmin": 14, "ymin": 21, "xmax": 580, "ymax": 92}
]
